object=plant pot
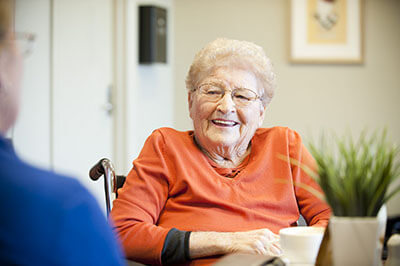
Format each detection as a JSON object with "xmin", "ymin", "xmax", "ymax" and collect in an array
[{"xmin": 329, "ymin": 206, "xmax": 387, "ymax": 266}]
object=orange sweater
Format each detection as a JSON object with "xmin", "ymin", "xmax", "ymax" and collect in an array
[{"xmin": 111, "ymin": 127, "xmax": 331, "ymax": 265}]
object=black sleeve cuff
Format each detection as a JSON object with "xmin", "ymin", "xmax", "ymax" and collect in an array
[
  {"xmin": 184, "ymin": 231, "xmax": 191, "ymax": 260},
  {"xmin": 161, "ymin": 228, "xmax": 192, "ymax": 264}
]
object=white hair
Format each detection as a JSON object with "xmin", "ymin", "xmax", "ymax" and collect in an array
[{"xmin": 186, "ymin": 38, "xmax": 276, "ymax": 106}]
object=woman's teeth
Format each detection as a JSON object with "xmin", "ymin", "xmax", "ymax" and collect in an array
[{"xmin": 212, "ymin": 119, "xmax": 237, "ymax": 126}]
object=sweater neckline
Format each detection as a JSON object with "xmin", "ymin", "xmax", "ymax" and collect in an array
[
  {"xmin": 189, "ymin": 131, "xmax": 253, "ymax": 179},
  {"xmin": 207, "ymin": 153, "xmax": 251, "ymax": 178}
]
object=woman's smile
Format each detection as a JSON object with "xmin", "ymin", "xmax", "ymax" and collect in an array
[{"xmin": 211, "ymin": 119, "xmax": 239, "ymax": 127}]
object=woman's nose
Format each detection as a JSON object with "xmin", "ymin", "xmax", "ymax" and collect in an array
[{"xmin": 216, "ymin": 93, "xmax": 236, "ymax": 113}]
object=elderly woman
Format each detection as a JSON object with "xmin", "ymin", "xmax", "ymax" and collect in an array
[{"xmin": 111, "ymin": 38, "xmax": 331, "ymax": 265}]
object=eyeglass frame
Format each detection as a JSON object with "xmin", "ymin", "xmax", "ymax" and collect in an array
[
  {"xmin": 14, "ymin": 32, "xmax": 36, "ymax": 57},
  {"xmin": 194, "ymin": 82, "xmax": 263, "ymax": 107}
]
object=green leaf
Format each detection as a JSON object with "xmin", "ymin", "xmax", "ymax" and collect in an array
[{"xmin": 285, "ymin": 128, "xmax": 400, "ymax": 217}]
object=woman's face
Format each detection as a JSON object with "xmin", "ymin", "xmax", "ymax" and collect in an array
[{"xmin": 189, "ymin": 67, "xmax": 265, "ymax": 151}]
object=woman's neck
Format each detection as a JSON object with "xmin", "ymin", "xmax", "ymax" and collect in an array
[{"xmin": 194, "ymin": 135, "xmax": 251, "ymax": 168}]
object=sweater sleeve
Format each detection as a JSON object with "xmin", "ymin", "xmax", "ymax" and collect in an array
[
  {"xmin": 110, "ymin": 130, "xmax": 174, "ymax": 265},
  {"xmin": 288, "ymin": 129, "xmax": 331, "ymax": 227}
]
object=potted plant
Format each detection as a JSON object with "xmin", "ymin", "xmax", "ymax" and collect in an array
[{"xmin": 305, "ymin": 129, "xmax": 400, "ymax": 266}]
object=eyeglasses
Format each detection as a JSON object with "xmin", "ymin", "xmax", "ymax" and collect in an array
[
  {"xmin": 15, "ymin": 32, "xmax": 36, "ymax": 57},
  {"xmin": 196, "ymin": 83, "xmax": 262, "ymax": 107}
]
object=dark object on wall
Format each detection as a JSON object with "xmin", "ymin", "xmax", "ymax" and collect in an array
[{"xmin": 139, "ymin": 5, "xmax": 167, "ymax": 64}]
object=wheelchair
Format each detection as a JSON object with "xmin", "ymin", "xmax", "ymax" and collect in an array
[
  {"xmin": 90, "ymin": 159, "xmax": 147, "ymax": 266},
  {"xmin": 89, "ymin": 158, "xmax": 126, "ymax": 216}
]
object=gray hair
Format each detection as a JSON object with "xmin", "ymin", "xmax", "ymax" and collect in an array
[{"xmin": 185, "ymin": 38, "xmax": 276, "ymax": 107}]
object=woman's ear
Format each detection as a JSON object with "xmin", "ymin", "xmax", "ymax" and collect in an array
[
  {"xmin": 188, "ymin": 91, "xmax": 194, "ymax": 119},
  {"xmin": 188, "ymin": 91, "xmax": 193, "ymax": 109}
]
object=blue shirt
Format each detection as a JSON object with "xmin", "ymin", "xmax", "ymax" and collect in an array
[{"xmin": 0, "ymin": 135, "xmax": 125, "ymax": 266}]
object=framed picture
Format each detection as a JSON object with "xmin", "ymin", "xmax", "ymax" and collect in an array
[{"xmin": 290, "ymin": 0, "xmax": 363, "ymax": 64}]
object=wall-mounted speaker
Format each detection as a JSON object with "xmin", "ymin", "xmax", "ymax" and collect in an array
[{"xmin": 139, "ymin": 6, "xmax": 167, "ymax": 64}]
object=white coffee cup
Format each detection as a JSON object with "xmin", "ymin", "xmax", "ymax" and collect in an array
[{"xmin": 279, "ymin": 226, "xmax": 325, "ymax": 265}]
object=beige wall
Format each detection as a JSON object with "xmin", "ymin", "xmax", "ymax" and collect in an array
[{"xmin": 173, "ymin": 0, "xmax": 400, "ymax": 215}]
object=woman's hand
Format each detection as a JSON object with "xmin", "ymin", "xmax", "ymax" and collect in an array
[
  {"xmin": 225, "ymin": 228, "xmax": 281, "ymax": 255},
  {"xmin": 189, "ymin": 228, "xmax": 282, "ymax": 259}
]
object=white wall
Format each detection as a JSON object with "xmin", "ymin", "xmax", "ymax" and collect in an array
[
  {"xmin": 116, "ymin": 0, "xmax": 175, "ymax": 173},
  {"xmin": 173, "ymin": 0, "xmax": 400, "ymax": 216}
]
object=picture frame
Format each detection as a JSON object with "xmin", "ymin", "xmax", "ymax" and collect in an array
[{"xmin": 290, "ymin": 0, "xmax": 363, "ymax": 64}]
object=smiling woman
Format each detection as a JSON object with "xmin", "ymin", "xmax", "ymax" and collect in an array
[
  {"xmin": 111, "ymin": 38, "xmax": 331, "ymax": 266},
  {"xmin": 189, "ymin": 67, "xmax": 264, "ymax": 168}
]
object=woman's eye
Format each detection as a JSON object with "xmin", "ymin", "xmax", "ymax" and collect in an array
[
  {"xmin": 234, "ymin": 94, "xmax": 251, "ymax": 101},
  {"xmin": 206, "ymin": 89, "xmax": 222, "ymax": 95}
]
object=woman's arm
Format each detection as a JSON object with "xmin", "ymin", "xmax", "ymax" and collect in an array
[
  {"xmin": 189, "ymin": 228, "xmax": 281, "ymax": 259},
  {"xmin": 288, "ymin": 130, "xmax": 331, "ymax": 226},
  {"xmin": 111, "ymin": 131, "xmax": 173, "ymax": 265}
]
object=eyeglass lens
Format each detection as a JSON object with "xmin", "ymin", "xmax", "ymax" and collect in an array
[{"xmin": 199, "ymin": 84, "xmax": 258, "ymax": 106}]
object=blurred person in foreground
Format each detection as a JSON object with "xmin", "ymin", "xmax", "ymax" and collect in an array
[
  {"xmin": 111, "ymin": 38, "xmax": 331, "ymax": 265},
  {"xmin": 0, "ymin": 1, "xmax": 124, "ymax": 265}
]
